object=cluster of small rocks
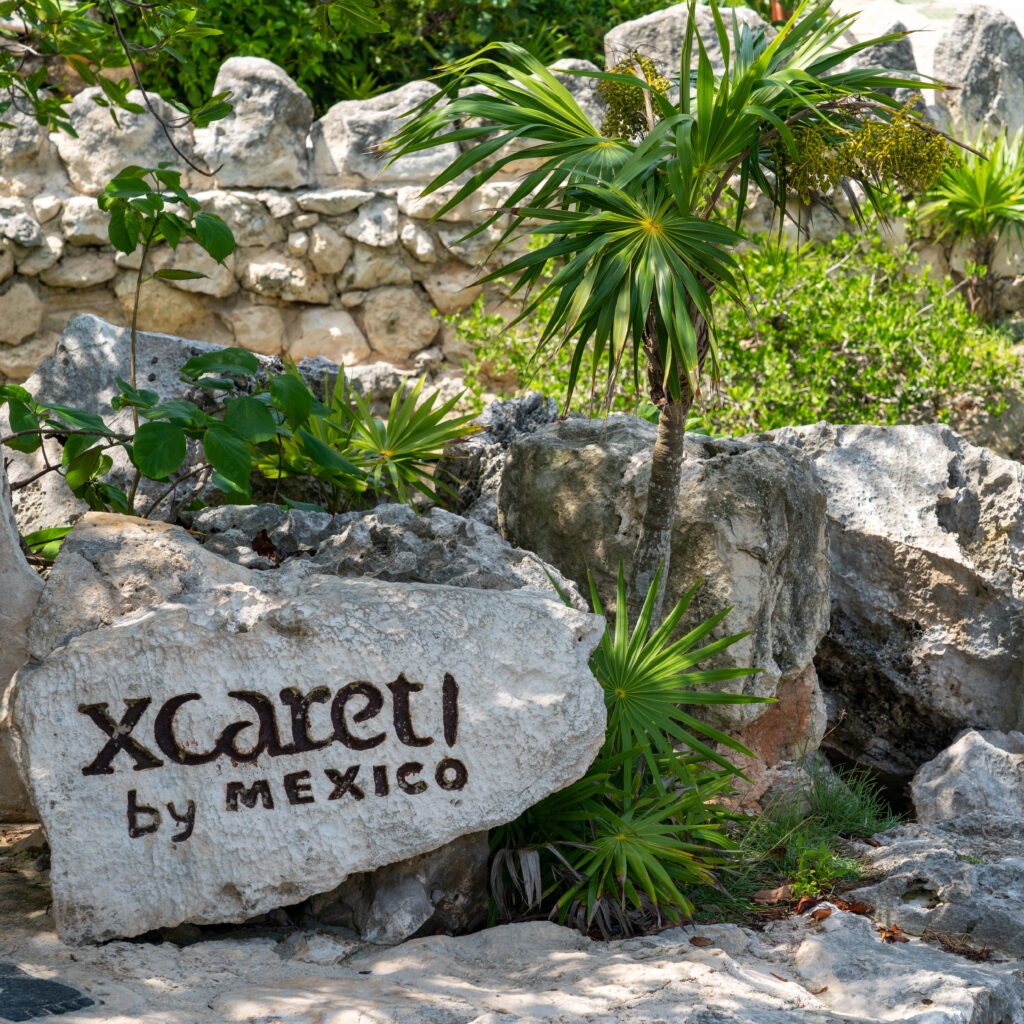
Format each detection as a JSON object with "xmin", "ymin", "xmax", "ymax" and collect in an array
[{"xmin": 0, "ymin": 56, "xmax": 609, "ymax": 387}]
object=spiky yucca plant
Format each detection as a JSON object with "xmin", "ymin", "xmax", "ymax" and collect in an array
[
  {"xmin": 389, "ymin": 0, "xmax": 956, "ymax": 620},
  {"xmin": 491, "ymin": 566, "xmax": 765, "ymax": 935}
]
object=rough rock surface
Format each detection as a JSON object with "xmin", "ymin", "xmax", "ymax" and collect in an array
[
  {"xmin": 194, "ymin": 57, "xmax": 313, "ymax": 189},
  {"xmin": 498, "ymin": 416, "xmax": 830, "ymax": 735},
  {"xmin": 911, "ymin": 729, "xmax": 1024, "ymax": 824},
  {"xmin": 851, "ymin": 813, "xmax": 1024, "ymax": 959},
  {"xmin": 306, "ymin": 831, "xmax": 489, "ymax": 944},
  {"xmin": 0, "ymin": 461, "xmax": 41, "ymax": 822},
  {"xmin": 190, "ymin": 502, "xmax": 587, "ymax": 610},
  {"xmin": 437, "ymin": 392, "xmax": 562, "ymax": 528},
  {"xmin": 933, "ymin": 5, "xmax": 1024, "ymax": 138},
  {"xmin": 2, "ymin": 847, "xmax": 1022, "ymax": 1024},
  {"xmin": 312, "ymin": 82, "xmax": 461, "ymax": 188},
  {"xmin": 52, "ymin": 88, "xmax": 195, "ymax": 196},
  {"xmin": 5, "ymin": 513, "xmax": 605, "ymax": 944},
  {"xmin": 604, "ymin": 4, "xmax": 766, "ymax": 77},
  {"xmin": 772, "ymin": 422, "xmax": 1024, "ymax": 783}
]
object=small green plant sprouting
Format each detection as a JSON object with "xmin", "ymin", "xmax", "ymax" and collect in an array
[
  {"xmin": 490, "ymin": 563, "xmax": 768, "ymax": 936},
  {"xmin": 921, "ymin": 130, "xmax": 1024, "ymax": 321}
]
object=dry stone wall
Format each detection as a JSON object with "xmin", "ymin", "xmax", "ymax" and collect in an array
[{"xmin": 0, "ymin": 56, "xmax": 607, "ymax": 385}]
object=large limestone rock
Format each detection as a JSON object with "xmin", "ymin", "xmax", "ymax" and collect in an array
[
  {"xmin": 194, "ymin": 57, "xmax": 313, "ymax": 189},
  {"xmin": 604, "ymin": 4, "xmax": 766, "ymax": 77},
  {"xmin": 772, "ymin": 422, "xmax": 1024, "ymax": 782},
  {"xmin": 52, "ymin": 88, "xmax": 196, "ymax": 195},
  {"xmin": 497, "ymin": 417, "xmax": 830, "ymax": 738},
  {"xmin": 933, "ymin": 5, "xmax": 1024, "ymax": 138},
  {"xmin": 312, "ymin": 82, "xmax": 461, "ymax": 188},
  {"xmin": 911, "ymin": 729, "xmax": 1024, "ymax": 824},
  {"xmin": 0, "ymin": 461, "xmax": 41, "ymax": 822},
  {"xmin": 4, "ymin": 513, "xmax": 605, "ymax": 944},
  {"xmin": 850, "ymin": 813, "xmax": 1024, "ymax": 958}
]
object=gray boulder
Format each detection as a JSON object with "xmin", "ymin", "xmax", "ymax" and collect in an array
[
  {"xmin": 194, "ymin": 57, "xmax": 314, "ymax": 189},
  {"xmin": 773, "ymin": 422, "xmax": 1024, "ymax": 784},
  {"xmin": 497, "ymin": 416, "xmax": 830, "ymax": 736},
  {"xmin": 438, "ymin": 392, "xmax": 561, "ymax": 529},
  {"xmin": 933, "ymin": 5, "xmax": 1024, "ymax": 138},
  {"xmin": 850, "ymin": 813, "xmax": 1024, "ymax": 957},
  {"xmin": 604, "ymin": 4, "xmax": 766, "ymax": 77},
  {"xmin": 52, "ymin": 88, "xmax": 196, "ymax": 195},
  {"xmin": 911, "ymin": 729, "xmax": 1024, "ymax": 824},
  {"xmin": 312, "ymin": 82, "xmax": 460, "ymax": 188},
  {"xmin": 0, "ymin": 460, "xmax": 41, "ymax": 822},
  {"xmin": 306, "ymin": 831, "xmax": 488, "ymax": 943}
]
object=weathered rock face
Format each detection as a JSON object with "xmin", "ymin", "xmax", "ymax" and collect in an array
[
  {"xmin": 933, "ymin": 5, "xmax": 1024, "ymax": 138},
  {"xmin": 604, "ymin": 4, "xmax": 766, "ymax": 77},
  {"xmin": 194, "ymin": 57, "xmax": 313, "ymax": 189},
  {"xmin": 0, "ymin": 460, "xmax": 41, "ymax": 822},
  {"xmin": 191, "ymin": 502, "xmax": 587, "ymax": 609},
  {"xmin": 438, "ymin": 392, "xmax": 561, "ymax": 529},
  {"xmin": 306, "ymin": 830, "xmax": 489, "ymax": 944},
  {"xmin": 911, "ymin": 729, "xmax": 1024, "ymax": 824},
  {"xmin": 312, "ymin": 82, "xmax": 461, "ymax": 188},
  {"xmin": 498, "ymin": 417, "xmax": 831, "ymax": 737},
  {"xmin": 851, "ymin": 813, "xmax": 1024, "ymax": 958},
  {"xmin": 52, "ymin": 88, "xmax": 195, "ymax": 196},
  {"xmin": 4, "ymin": 513, "xmax": 605, "ymax": 944},
  {"xmin": 772, "ymin": 422, "xmax": 1024, "ymax": 783}
]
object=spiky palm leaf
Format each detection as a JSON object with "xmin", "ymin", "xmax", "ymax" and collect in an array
[{"xmin": 388, "ymin": 0, "xmax": 938, "ymax": 406}]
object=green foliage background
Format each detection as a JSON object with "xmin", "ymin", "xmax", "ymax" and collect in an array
[
  {"xmin": 456, "ymin": 227, "xmax": 1021, "ymax": 435},
  {"xmin": 123, "ymin": 0, "xmax": 767, "ymax": 112}
]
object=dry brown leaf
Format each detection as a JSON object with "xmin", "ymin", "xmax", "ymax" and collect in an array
[
  {"xmin": 795, "ymin": 896, "xmax": 820, "ymax": 914},
  {"xmin": 810, "ymin": 907, "xmax": 832, "ymax": 922},
  {"xmin": 770, "ymin": 972, "xmax": 790, "ymax": 982},
  {"xmin": 862, "ymin": 838, "xmax": 882, "ymax": 848},
  {"xmin": 878, "ymin": 925, "xmax": 910, "ymax": 943},
  {"xmin": 753, "ymin": 884, "xmax": 794, "ymax": 905},
  {"xmin": 809, "ymin": 986, "xmax": 829, "ymax": 995},
  {"xmin": 834, "ymin": 898, "xmax": 874, "ymax": 916},
  {"xmin": 689, "ymin": 936, "xmax": 715, "ymax": 947}
]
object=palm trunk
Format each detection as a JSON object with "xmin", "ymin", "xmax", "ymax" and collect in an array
[{"xmin": 627, "ymin": 306, "xmax": 709, "ymax": 625}]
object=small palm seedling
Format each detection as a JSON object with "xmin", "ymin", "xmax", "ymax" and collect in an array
[
  {"xmin": 491, "ymin": 564, "xmax": 766, "ymax": 936},
  {"xmin": 922, "ymin": 131, "xmax": 1024, "ymax": 320}
]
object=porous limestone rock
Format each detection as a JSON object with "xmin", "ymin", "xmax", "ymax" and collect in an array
[
  {"xmin": 61, "ymin": 195, "xmax": 113, "ymax": 246},
  {"xmin": 0, "ymin": 197, "xmax": 43, "ymax": 248},
  {"xmin": 0, "ymin": 333, "xmax": 57, "ymax": 381},
  {"xmin": 312, "ymin": 82, "xmax": 461, "ymax": 188},
  {"xmin": 39, "ymin": 252, "xmax": 117, "ymax": 290},
  {"xmin": 438, "ymin": 392, "xmax": 561, "ymax": 529},
  {"xmin": 340, "ymin": 244, "xmax": 413, "ymax": 290},
  {"xmin": 288, "ymin": 307, "xmax": 370, "ymax": 365},
  {"xmin": 0, "ymin": 460, "xmax": 41, "ymax": 822},
  {"xmin": 604, "ymin": 4, "xmax": 766, "ymax": 78},
  {"xmin": 225, "ymin": 305, "xmax": 286, "ymax": 356},
  {"xmin": 296, "ymin": 188, "xmax": 374, "ymax": 215},
  {"xmin": 194, "ymin": 191, "xmax": 285, "ymax": 248},
  {"xmin": 933, "ymin": 5, "xmax": 1024, "ymax": 138},
  {"xmin": 5, "ymin": 513, "xmax": 605, "ymax": 943},
  {"xmin": 344, "ymin": 198, "xmax": 399, "ymax": 248},
  {"xmin": 498, "ymin": 417, "xmax": 830, "ymax": 732},
  {"xmin": 191, "ymin": 502, "xmax": 587, "ymax": 609},
  {"xmin": 421, "ymin": 261, "xmax": 482, "ymax": 314},
  {"xmin": 0, "ymin": 281, "xmax": 43, "ymax": 345},
  {"xmin": 362, "ymin": 285, "xmax": 438, "ymax": 360},
  {"xmin": 306, "ymin": 830, "xmax": 488, "ymax": 943},
  {"xmin": 850, "ymin": 813, "xmax": 1024, "ymax": 958},
  {"xmin": 14, "ymin": 232, "xmax": 63, "ymax": 276},
  {"xmin": 308, "ymin": 223, "xmax": 353, "ymax": 275},
  {"xmin": 194, "ymin": 57, "xmax": 313, "ymax": 189},
  {"xmin": 239, "ymin": 251, "xmax": 330, "ymax": 304},
  {"xmin": 911, "ymin": 729, "xmax": 1024, "ymax": 824},
  {"xmin": 772, "ymin": 422, "xmax": 1024, "ymax": 782},
  {"xmin": 113, "ymin": 273, "xmax": 207, "ymax": 333},
  {"xmin": 53, "ymin": 88, "xmax": 195, "ymax": 195}
]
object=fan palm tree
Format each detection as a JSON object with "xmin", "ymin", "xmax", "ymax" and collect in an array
[{"xmin": 389, "ymin": 0, "xmax": 954, "ymax": 621}]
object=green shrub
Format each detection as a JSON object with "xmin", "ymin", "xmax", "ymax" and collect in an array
[
  {"xmin": 455, "ymin": 227, "xmax": 1020, "ymax": 434},
  {"xmin": 123, "ymin": 0, "xmax": 772, "ymax": 114},
  {"xmin": 490, "ymin": 564, "xmax": 767, "ymax": 935}
]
